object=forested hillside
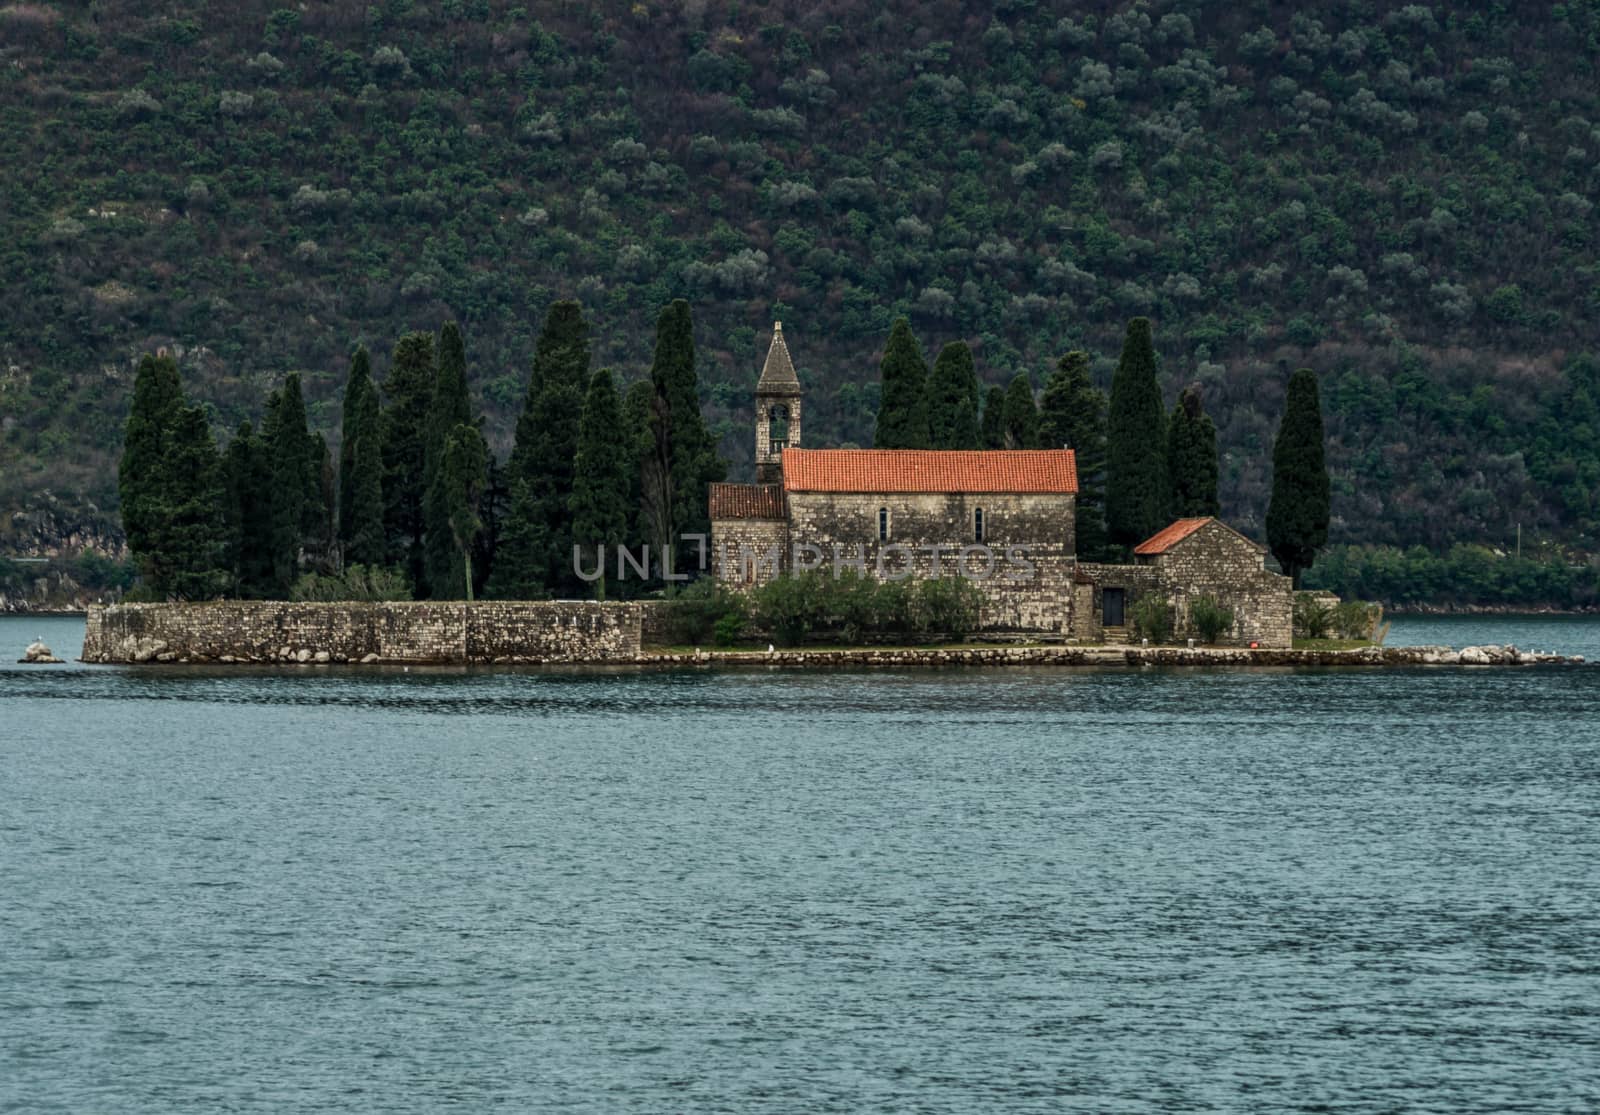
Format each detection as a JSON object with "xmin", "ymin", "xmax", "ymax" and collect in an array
[{"xmin": 2, "ymin": 0, "xmax": 1599, "ymax": 558}]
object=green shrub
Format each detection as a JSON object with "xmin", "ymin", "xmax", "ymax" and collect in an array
[
  {"xmin": 712, "ymin": 612, "xmax": 744, "ymax": 646},
  {"xmin": 919, "ymin": 577, "xmax": 985, "ymax": 639},
  {"xmin": 1131, "ymin": 594, "xmax": 1175, "ymax": 643},
  {"xmin": 1189, "ymin": 595, "xmax": 1235, "ymax": 644},
  {"xmin": 1293, "ymin": 592, "xmax": 1334, "ymax": 638},
  {"xmin": 1331, "ymin": 599, "xmax": 1380, "ymax": 640},
  {"xmin": 660, "ymin": 578, "xmax": 748, "ymax": 645},
  {"xmin": 750, "ymin": 571, "xmax": 988, "ymax": 645},
  {"xmin": 289, "ymin": 563, "xmax": 411, "ymax": 602},
  {"xmin": 751, "ymin": 570, "xmax": 828, "ymax": 646}
]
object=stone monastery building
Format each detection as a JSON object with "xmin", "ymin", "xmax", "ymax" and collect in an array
[{"xmin": 710, "ymin": 324, "xmax": 1294, "ymax": 647}]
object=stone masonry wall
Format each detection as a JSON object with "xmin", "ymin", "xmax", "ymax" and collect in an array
[
  {"xmin": 784, "ymin": 491, "xmax": 1075, "ymax": 632},
  {"xmin": 1073, "ymin": 523, "xmax": 1293, "ymax": 648},
  {"xmin": 1150, "ymin": 521, "xmax": 1293, "ymax": 648},
  {"xmin": 712, "ymin": 517, "xmax": 789, "ymax": 590},
  {"xmin": 1070, "ymin": 563, "xmax": 1164, "ymax": 642},
  {"xmin": 82, "ymin": 601, "xmax": 643, "ymax": 664}
]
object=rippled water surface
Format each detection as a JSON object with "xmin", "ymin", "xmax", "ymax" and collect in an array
[{"xmin": 3, "ymin": 615, "xmax": 1599, "ymax": 1112}]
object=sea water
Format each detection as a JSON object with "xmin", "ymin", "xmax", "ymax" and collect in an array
[{"xmin": 2, "ymin": 614, "xmax": 1598, "ymax": 1112}]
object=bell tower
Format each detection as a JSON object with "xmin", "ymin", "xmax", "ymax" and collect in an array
[{"xmin": 755, "ymin": 321, "xmax": 802, "ymax": 484}]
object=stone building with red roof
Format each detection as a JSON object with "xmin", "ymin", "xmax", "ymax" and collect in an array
[{"xmin": 711, "ymin": 326, "xmax": 1292, "ymax": 645}]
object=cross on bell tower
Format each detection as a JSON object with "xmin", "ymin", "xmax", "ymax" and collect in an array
[{"xmin": 755, "ymin": 321, "xmax": 802, "ymax": 484}]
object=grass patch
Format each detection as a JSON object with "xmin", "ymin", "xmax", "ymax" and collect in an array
[{"xmin": 1292, "ymin": 638, "xmax": 1374, "ymax": 651}]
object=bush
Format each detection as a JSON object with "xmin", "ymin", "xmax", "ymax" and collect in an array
[
  {"xmin": 1293, "ymin": 593, "xmax": 1334, "ymax": 639},
  {"xmin": 712, "ymin": 613, "xmax": 744, "ymax": 647},
  {"xmin": 660, "ymin": 578, "xmax": 748, "ymax": 645},
  {"xmin": 1331, "ymin": 600, "xmax": 1380, "ymax": 640},
  {"xmin": 751, "ymin": 571, "xmax": 828, "ymax": 646},
  {"xmin": 919, "ymin": 577, "xmax": 984, "ymax": 639},
  {"xmin": 289, "ymin": 564, "xmax": 411, "ymax": 602},
  {"xmin": 750, "ymin": 571, "xmax": 989, "ymax": 645},
  {"xmin": 1131, "ymin": 595, "xmax": 1175, "ymax": 643},
  {"xmin": 1189, "ymin": 595, "xmax": 1235, "ymax": 644}
]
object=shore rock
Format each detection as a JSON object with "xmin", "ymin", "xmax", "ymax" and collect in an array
[{"xmin": 17, "ymin": 640, "xmax": 65, "ymax": 664}]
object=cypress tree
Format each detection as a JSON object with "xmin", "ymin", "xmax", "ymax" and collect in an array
[
  {"xmin": 568, "ymin": 369, "xmax": 632, "ymax": 600},
  {"xmin": 264, "ymin": 373, "xmax": 319, "ymax": 593},
  {"xmin": 1106, "ymin": 317, "xmax": 1169, "ymax": 549},
  {"xmin": 925, "ymin": 341, "xmax": 981, "ymax": 449},
  {"xmin": 980, "ymin": 384, "xmax": 1007, "ymax": 449},
  {"xmin": 1001, "ymin": 373, "xmax": 1040, "ymax": 449},
  {"xmin": 486, "ymin": 301, "xmax": 590, "ymax": 599},
  {"xmin": 1266, "ymin": 368, "xmax": 1331, "ymax": 586},
  {"xmin": 1167, "ymin": 384, "xmax": 1221, "ymax": 519},
  {"xmin": 338, "ymin": 345, "xmax": 385, "ymax": 566},
  {"xmin": 1038, "ymin": 350, "xmax": 1110, "ymax": 561},
  {"xmin": 225, "ymin": 420, "xmax": 275, "ymax": 597},
  {"xmin": 647, "ymin": 299, "xmax": 725, "ymax": 577},
  {"xmin": 873, "ymin": 317, "xmax": 931, "ymax": 449},
  {"xmin": 158, "ymin": 405, "xmax": 229, "ymax": 601},
  {"xmin": 432, "ymin": 423, "xmax": 489, "ymax": 601},
  {"xmin": 624, "ymin": 376, "xmax": 666, "ymax": 582},
  {"xmin": 422, "ymin": 321, "xmax": 479, "ymax": 597},
  {"xmin": 118, "ymin": 353, "xmax": 185, "ymax": 568},
  {"xmin": 381, "ymin": 331, "xmax": 435, "ymax": 591}
]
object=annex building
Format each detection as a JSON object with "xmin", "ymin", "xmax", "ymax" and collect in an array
[{"xmin": 710, "ymin": 324, "xmax": 1293, "ymax": 647}]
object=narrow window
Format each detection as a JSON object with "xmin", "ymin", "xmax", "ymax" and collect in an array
[
  {"xmin": 878, "ymin": 507, "xmax": 889, "ymax": 541},
  {"xmin": 769, "ymin": 405, "xmax": 789, "ymax": 451},
  {"xmin": 974, "ymin": 507, "xmax": 984, "ymax": 543}
]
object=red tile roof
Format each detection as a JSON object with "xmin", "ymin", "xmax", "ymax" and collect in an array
[
  {"xmin": 782, "ymin": 449, "xmax": 1078, "ymax": 494},
  {"xmin": 709, "ymin": 483, "xmax": 786, "ymax": 520},
  {"xmin": 1133, "ymin": 517, "xmax": 1214, "ymax": 555}
]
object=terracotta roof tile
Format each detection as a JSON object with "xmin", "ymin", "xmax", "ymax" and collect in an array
[
  {"xmin": 1133, "ymin": 518, "xmax": 1214, "ymax": 555},
  {"xmin": 709, "ymin": 483, "xmax": 786, "ymax": 520},
  {"xmin": 782, "ymin": 449, "xmax": 1078, "ymax": 494}
]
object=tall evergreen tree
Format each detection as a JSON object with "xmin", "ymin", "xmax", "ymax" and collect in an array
[
  {"xmin": 117, "ymin": 353, "xmax": 229, "ymax": 598},
  {"xmin": 118, "ymin": 353, "xmax": 185, "ymax": 568},
  {"xmin": 381, "ymin": 331, "xmax": 435, "ymax": 591},
  {"xmin": 569, "ymin": 369, "xmax": 632, "ymax": 600},
  {"xmin": 1166, "ymin": 384, "xmax": 1221, "ymax": 519},
  {"xmin": 623, "ymin": 376, "xmax": 665, "ymax": 587},
  {"xmin": 224, "ymin": 420, "xmax": 275, "ymax": 597},
  {"xmin": 925, "ymin": 341, "xmax": 981, "ymax": 449},
  {"xmin": 646, "ymin": 299, "xmax": 725, "ymax": 577},
  {"xmin": 338, "ymin": 345, "xmax": 385, "ymax": 566},
  {"xmin": 980, "ymin": 384, "xmax": 1007, "ymax": 449},
  {"xmin": 486, "ymin": 301, "xmax": 590, "ymax": 599},
  {"xmin": 1267, "ymin": 368, "xmax": 1331, "ymax": 586},
  {"xmin": 432, "ymin": 423, "xmax": 489, "ymax": 601},
  {"xmin": 157, "ymin": 405, "xmax": 230, "ymax": 600},
  {"xmin": 1106, "ymin": 317, "xmax": 1169, "ymax": 549},
  {"xmin": 1039, "ymin": 350, "xmax": 1110, "ymax": 561},
  {"xmin": 263, "ymin": 373, "xmax": 321, "ymax": 593},
  {"xmin": 873, "ymin": 317, "xmax": 931, "ymax": 449},
  {"xmin": 1001, "ymin": 373, "xmax": 1040, "ymax": 449},
  {"xmin": 421, "ymin": 321, "xmax": 478, "ymax": 597}
]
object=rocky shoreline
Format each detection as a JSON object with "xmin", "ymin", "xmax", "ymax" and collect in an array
[
  {"xmin": 632, "ymin": 644, "xmax": 1581, "ymax": 669},
  {"xmin": 65, "ymin": 641, "xmax": 1583, "ymax": 669}
]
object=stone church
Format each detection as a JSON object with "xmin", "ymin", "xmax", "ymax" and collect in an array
[{"xmin": 710, "ymin": 324, "xmax": 1294, "ymax": 646}]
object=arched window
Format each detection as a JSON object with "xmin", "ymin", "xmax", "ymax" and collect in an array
[
  {"xmin": 878, "ymin": 507, "xmax": 889, "ymax": 541},
  {"xmin": 974, "ymin": 507, "xmax": 984, "ymax": 543},
  {"xmin": 768, "ymin": 405, "xmax": 789, "ymax": 450}
]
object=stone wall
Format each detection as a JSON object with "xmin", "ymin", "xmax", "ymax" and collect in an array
[
  {"xmin": 1070, "ymin": 563, "xmax": 1164, "ymax": 642},
  {"xmin": 783, "ymin": 491, "xmax": 1076, "ymax": 631},
  {"xmin": 82, "ymin": 601, "xmax": 643, "ymax": 664},
  {"xmin": 712, "ymin": 517, "xmax": 789, "ymax": 590},
  {"xmin": 1072, "ymin": 521, "xmax": 1293, "ymax": 648},
  {"xmin": 1147, "ymin": 521, "xmax": 1293, "ymax": 647}
]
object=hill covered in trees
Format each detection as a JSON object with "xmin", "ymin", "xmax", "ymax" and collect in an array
[{"xmin": 2, "ymin": 0, "xmax": 1599, "ymax": 562}]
